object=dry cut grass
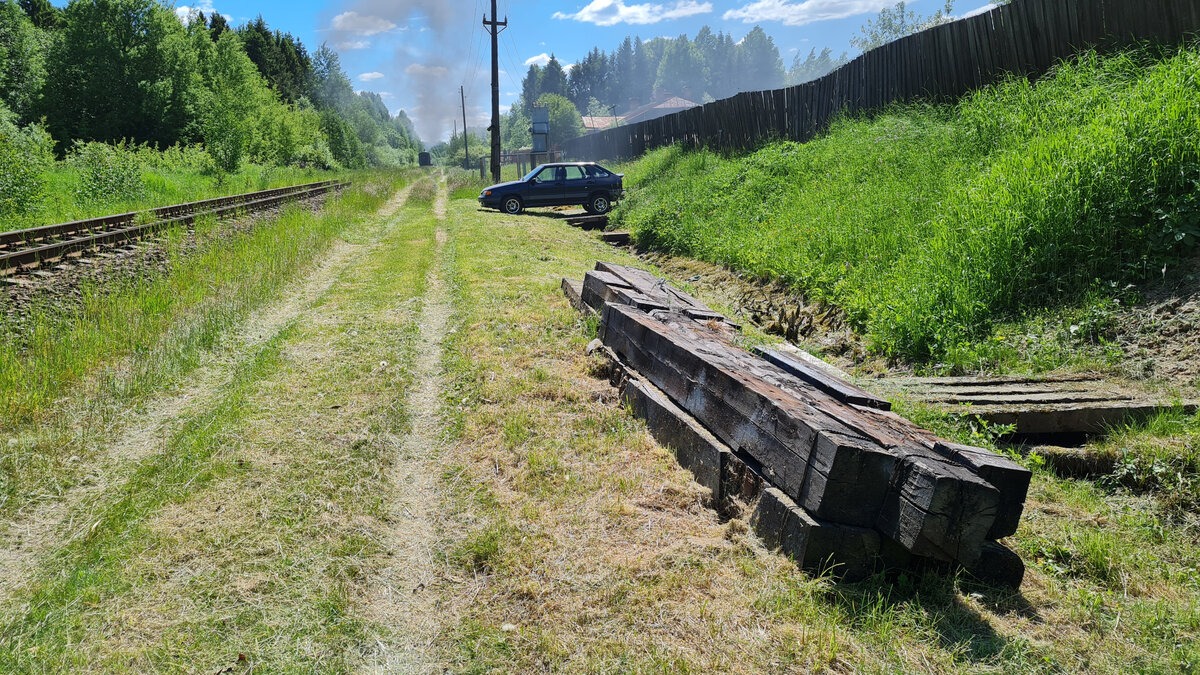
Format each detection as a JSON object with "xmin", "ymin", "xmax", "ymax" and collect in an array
[{"xmin": 433, "ymin": 195, "xmax": 1200, "ymax": 673}]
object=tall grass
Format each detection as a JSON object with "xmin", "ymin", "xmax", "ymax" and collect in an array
[
  {"xmin": 1, "ymin": 141, "xmax": 345, "ymax": 231},
  {"xmin": 616, "ymin": 43, "xmax": 1200, "ymax": 364},
  {"xmin": 0, "ymin": 173, "xmax": 402, "ymax": 428}
]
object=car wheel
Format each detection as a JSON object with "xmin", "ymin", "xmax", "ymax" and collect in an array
[
  {"xmin": 502, "ymin": 195, "xmax": 524, "ymax": 215},
  {"xmin": 582, "ymin": 203, "xmax": 596, "ymax": 214},
  {"xmin": 589, "ymin": 194, "xmax": 611, "ymax": 215}
]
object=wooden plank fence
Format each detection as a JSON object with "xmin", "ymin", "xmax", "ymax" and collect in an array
[{"xmin": 563, "ymin": 0, "xmax": 1200, "ymax": 162}]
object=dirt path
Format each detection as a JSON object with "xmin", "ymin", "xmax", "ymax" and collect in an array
[
  {"xmin": 360, "ymin": 181, "xmax": 449, "ymax": 673},
  {"xmin": 0, "ymin": 187, "xmax": 413, "ymax": 607}
]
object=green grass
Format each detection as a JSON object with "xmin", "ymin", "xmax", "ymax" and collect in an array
[
  {"xmin": 434, "ymin": 187, "xmax": 1200, "ymax": 672},
  {"xmin": 0, "ymin": 172, "xmax": 435, "ymax": 671},
  {"xmin": 0, "ymin": 172, "xmax": 407, "ymax": 515},
  {"xmin": 11, "ymin": 155, "xmax": 350, "ymax": 231},
  {"xmin": 614, "ymin": 42, "xmax": 1200, "ymax": 368}
]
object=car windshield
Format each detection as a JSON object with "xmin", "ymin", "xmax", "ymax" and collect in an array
[{"xmin": 522, "ymin": 167, "xmax": 544, "ymax": 182}]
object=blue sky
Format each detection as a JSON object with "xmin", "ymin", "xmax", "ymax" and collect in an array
[{"xmin": 165, "ymin": 0, "xmax": 991, "ymax": 143}]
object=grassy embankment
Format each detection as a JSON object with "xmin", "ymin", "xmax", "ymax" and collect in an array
[
  {"xmin": 614, "ymin": 43, "xmax": 1200, "ymax": 370},
  {"xmin": 0, "ymin": 171, "xmax": 409, "ymax": 516},
  {"xmin": 433, "ymin": 193, "xmax": 1199, "ymax": 672},
  {"xmin": 19, "ymin": 149, "xmax": 345, "ymax": 229}
]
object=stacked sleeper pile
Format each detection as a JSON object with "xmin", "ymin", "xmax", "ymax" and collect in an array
[{"xmin": 563, "ymin": 263, "xmax": 1031, "ymax": 584}]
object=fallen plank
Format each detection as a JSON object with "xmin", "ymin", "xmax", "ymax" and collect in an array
[
  {"xmin": 600, "ymin": 231, "xmax": 631, "ymax": 246},
  {"xmin": 963, "ymin": 402, "xmax": 1198, "ymax": 435},
  {"xmin": 756, "ymin": 346, "xmax": 892, "ymax": 411},
  {"xmin": 565, "ymin": 214, "xmax": 608, "ymax": 230}
]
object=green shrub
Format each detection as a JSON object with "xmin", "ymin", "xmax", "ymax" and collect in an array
[
  {"xmin": 294, "ymin": 139, "xmax": 339, "ymax": 171},
  {"xmin": 70, "ymin": 141, "xmax": 145, "ymax": 205},
  {"xmin": 0, "ymin": 110, "xmax": 54, "ymax": 217}
]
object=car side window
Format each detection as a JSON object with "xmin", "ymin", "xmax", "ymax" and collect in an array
[
  {"xmin": 531, "ymin": 169, "xmax": 548, "ymax": 183},
  {"xmin": 586, "ymin": 166, "xmax": 610, "ymax": 178},
  {"xmin": 563, "ymin": 166, "xmax": 587, "ymax": 181}
]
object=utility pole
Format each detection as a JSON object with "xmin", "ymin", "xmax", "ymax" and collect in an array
[
  {"xmin": 483, "ymin": 1, "xmax": 507, "ymax": 182},
  {"xmin": 460, "ymin": 85, "xmax": 470, "ymax": 170}
]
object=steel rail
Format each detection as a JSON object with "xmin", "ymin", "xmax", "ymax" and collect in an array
[
  {"xmin": 0, "ymin": 180, "xmax": 340, "ymax": 250},
  {"xmin": 1, "ymin": 181, "xmax": 348, "ymax": 273}
]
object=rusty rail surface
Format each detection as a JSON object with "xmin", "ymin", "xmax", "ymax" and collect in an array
[{"xmin": 0, "ymin": 180, "xmax": 348, "ymax": 274}]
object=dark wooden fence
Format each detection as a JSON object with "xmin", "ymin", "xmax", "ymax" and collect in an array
[{"xmin": 563, "ymin": 0, "xmax": 1200, "ymax": 162}]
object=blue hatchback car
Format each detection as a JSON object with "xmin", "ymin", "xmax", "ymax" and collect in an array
[{"xmin": 479, "ymin": 162, "xmax": 624, "ymax": 215}]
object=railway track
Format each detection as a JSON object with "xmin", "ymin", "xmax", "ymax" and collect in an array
[{"xmin": 0, "ymin": 180, "xmax": 349, "ymax": 276}]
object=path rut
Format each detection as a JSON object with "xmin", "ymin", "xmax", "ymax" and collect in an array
[{"xmin": 360, "ymin": 180, "xmax": 450, "ymax": 673}]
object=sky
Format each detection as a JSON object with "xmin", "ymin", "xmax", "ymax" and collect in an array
[{"xmin": 161, "ymin": 0, "xmax": 993, "ymax": 143}]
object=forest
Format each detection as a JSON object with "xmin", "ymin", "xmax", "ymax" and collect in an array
[{"xmin": 0, "ymin": 0, "xmax": 421, "ymax": 224}]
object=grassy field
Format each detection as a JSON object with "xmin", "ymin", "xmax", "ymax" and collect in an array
[
  {"xmin": 0, "ymin": 173, "xmax": 434, "ymax": 670},
  {"xmin": 0, "ymin": 173, "xmax": 406, "ymax": 516},
  {"xmin": 2, "ymin": 170, "xmax": 1197, "ymax": 671},
  {"xmin": 434, "ymin": 194, "xmax": 1200, "ymax": 673},
  {"xmin": 613, "ymin": 42, "xmax": 1200, "ymax": 369}
]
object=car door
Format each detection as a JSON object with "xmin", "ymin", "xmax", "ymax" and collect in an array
[
  {"xmin": 561, "ymin": 166, "xmax": 590, "ymax": 203},
  {"xmin": 525, "ymin": 166, "xmax": 565, "ymax": 206}
]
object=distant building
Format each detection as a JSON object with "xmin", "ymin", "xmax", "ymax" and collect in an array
[
  {"xmin": 582, "ymin": 116, "xmax": 621, "ymax": 134},
  {"xmin": 620, "ymin": 96, "xmax": 700, "ymax": 125}
]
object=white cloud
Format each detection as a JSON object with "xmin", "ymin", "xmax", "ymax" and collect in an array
[
  {"xmin": 723, "ymin": 0, "xmax": 896, "ymax": 27},
  {"xmin": 524, "ymin": 53, "xmax": 552, "ymax": 66},
  {"xmin": 960, "ymin": 3, "xmax": 997, "ymax": 18},
  {"xmin": 175, "ymin": 0, "xmax": 230, "ymax": 24},
  {"xmin": 553, "ymin": 0, "xmax": 712, "ymax": 26},
  {"xmin": 358, "ymin": 72, "xmax": 385, "ymax": 81},
  {"xmin": 332, "ymin": 11, "xmax": 396, "ymax": 35},
  {"xmin": 337, "ymin": 40, "xmax": 371, "ymax": 50}
]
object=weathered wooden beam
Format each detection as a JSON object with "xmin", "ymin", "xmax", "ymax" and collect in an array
[
  {"xmin": 595, "ymin": 263, "xmax": 740, "ymax": 330},
  {"xmin": 751, "ymin": 487, "xmax": 880, "ymax": 581},
  {"xmin": 601, "ymin": 342, "xmax": 885, "ymax": 580},
  {"xmin": 933, "ymin": 441, "xmax": 1030, "ymax": 539},
  {"xmin": 756, "ymin": 346, "xmax": 892, "ymax": 411},
  {"xmin": 581, "ymin": 271, "xmax": 668, "ymax": 313},
  {"xmin": 560, "ymin": 278, "xmax": 587, "ymax": 313},
  {"xmin": 600, "ymin": 303, "xmax": 1002, "ymax": 564}
]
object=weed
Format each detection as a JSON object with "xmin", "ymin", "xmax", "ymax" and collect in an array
[{"xmin": 71, "ymin": 140, "xmax": 145, "ymax": 205}]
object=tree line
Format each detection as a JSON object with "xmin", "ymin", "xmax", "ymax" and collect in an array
[
  {"xmin": 498, "ymin": 24, "xmax": 853, "ymax": 152},
  {"xmin": 498, "ymin": 1, "xmax": 986, "ymax": 153},
  {"xmin": 0, "ymin": 0, "xmax": 421, "ymax": 175}
]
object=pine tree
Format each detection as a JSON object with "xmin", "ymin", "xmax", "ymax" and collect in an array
[
  {"xmin": 540, "ymin": 55, "xmax": 568, "ymax": 99},
  {"xmin": 17, "ymin": 0, "xmax": 56, "ymax": 29}
]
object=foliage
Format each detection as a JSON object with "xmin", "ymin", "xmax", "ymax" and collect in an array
[
  {"xmin": 654, "ymin": 37, "xmax": 706, "ymax": 101},
  {"xmin": 41, "ymin": 0, "xmax": 200, "ymax": 147},
  {"xmin": 0, "ymin": 105, "xmax": 52, "ymax": 216},
  {"xmin": 70, "ymin": 140, "xmax": 145, "ymax": 204},
  {"xmin": 535, "ymin": 93, "xmax": 584, "ymax": 149},
  {"xmin": 17, "ymin": 0, "xmax": 57, "ymax": 29},
  {"xmin": 850, "ymin": 1, "xmax": 956, "ymax": 52},
  {"xmin": 615, "ymin": 44, "xmax": 1200, "ymax": 365},
  {"xmin": 5, "ymin": 0, "xmax": 417, "ymax": 172},
  {"xmin": 788, "ymin": 47, "xmax": 850, "ymax": 85},
  {"xmin": 0, "ymin": 0, "xmax": 46, "ymax": 120}
]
